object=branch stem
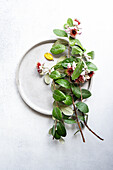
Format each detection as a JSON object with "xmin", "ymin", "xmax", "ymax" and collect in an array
[{"xmin": 79, "ymin": 85, "xmax": 104, "ymax": 141}]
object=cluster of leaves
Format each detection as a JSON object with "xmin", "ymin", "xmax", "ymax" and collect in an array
[
  {"xmin": 49, "ymin": 55, "xmax": 93, "ymax": 141},
  {"xmin": 38, "ymin": 18, "xmax": 103, "ymax": 142}
]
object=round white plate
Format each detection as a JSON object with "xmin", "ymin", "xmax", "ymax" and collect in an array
[{"xmin": 16, "ymin": 40, "xmax": 92, "ymax": 115}]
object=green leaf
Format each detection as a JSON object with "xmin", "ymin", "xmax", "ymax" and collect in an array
[
  {"xmin": 53, "ymin": 29, "xmax": 68, "ymax": 37},
  {"xmin": 71, "ymin": 46, "xmax": 83, "ymax": 55},
  {"xmin": 52, "ymin": 39, "xmax": 68, "ymax": 47},
  {"xmin": 63, "ymin": 95, "xmax": 72, "ymax": 105},
  {"xmin": 50, "ymin": 44, "xmax": 66, "ymax": 55},
  {"xmin": 86, "ymin": 61, "xmax": 98, "ymax": 71},
  {"xmin": 71, "ymin": 85, "xmax": 81, "ymax": 98},
  {"xmin": 54, "ymin": 62, "xmax": 64, "ymax": 70},
  {"xmin": 60, "ymin": 106, "xmax": 73, "ymax": 116},
  {"xmin": 64, "ymin": 119, "xmax": 76, "ymax": 124},
  {"xmin": 67, "ymin": 18, "xmax": 73, "ymax": 27},
  {"xmin": 64, "ymin": 23, "xmax": 67, "ymax": 29},
  {"xmin": 72, "ymin": 85, "xmax": 91, "ymax": 99},
  {"xmin": 61, "ymin": 58, "xmax": 75, "ymax": 68},
  {"xmin": 54, "ymin": 131, "xmax": 61, "ymax": 140},
  {"xmin": 52, "ymin": 107, "xmax": 62, "ymax": 120},
  {"xmin": 81, "ymin": 89, "xmax": 91, "ymax": 99},
  {"xmin": 87, "ymin": 51, "xmax": 94, "ymax": 59},
  {"xmin": 53, "ymin": 90, "xmax": 66, "ymax": 101},
  {"xmin": 57, "ymin": 122, "xmax": 66, "ymax": 137},
  {"xmin": 51, "ymin": 125, "xmax": 55, "ymax": 136},
  {"xmin": 76, "ymin": 102, "xmax": 89, "ymax": 113},
  {"xmin": 72, "ymin": 61, "xmax": 83, "ymax": 80},
  {"xmin": 55, "ymin": 79, "xmax": 71, "ymax": 89},
  {"xmin": 69, "ymin": 37, "xmax": 83, "ymax": 49},
  {"xmin": 49, "ymin": 70, "xmax": 61, "ymax": 79}
]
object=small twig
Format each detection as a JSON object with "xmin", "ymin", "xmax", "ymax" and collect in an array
[
  {"xmin": 79, "ymin": 85, "xmax": 104, "ymax": 141},
  {"xmin": 84, "ymin": 121, "xmax": 104, "ymax": 141}
]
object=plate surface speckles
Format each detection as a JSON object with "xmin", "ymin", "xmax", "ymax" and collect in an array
[{"xmin": 16, "ymin": 40, "xmax": 92, "ymax": 115}]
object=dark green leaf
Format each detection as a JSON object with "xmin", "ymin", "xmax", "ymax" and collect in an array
[
  {"xmin": 55, "ymin": 79, "xmax": 71, "ymax": 89},
  {"xmin": 81, "ymin": 89, "xmax": 91, "ymax": 99},
  {"xmin": 49, "ymin": 70, "xmax": 61, "ymax": 79},
  {"xmin": 62, "ymin": 58, "xmax": 75, "ymax": 68},
  {"xmin": 57, "ymin": 122, "xmax": 66, "ymax": 137},
  {"xmin": 53, "ymin": 29, "xmax": 68, "ymax": 37},
  {"xmin": 51, "ymin": 125, "xmax": 55, "ymax": 136},
  {"xmin": 54, "ymin": 131, "xmax": 61, "ymax": 140},
  {"xmin": 63, "ymin": 95, "xmax": 72, "ymax": 105},
  {"xmin": 53, "ymin": 90, "xmax": 66, "ymax": 101},
  {"xmin": 52, "ymin": 39, "xmax": 68, "ymax": 47},
  {"xmin": 71, "ymin": 85, "xmax": 81, "ymax": 98},
  {"xmin": 50, "ymin": 44, "xmax": 66, "ymax": 54},
  {"xmin": 52, "ymin": 107, "xmax": 62, "ymax": 120},
  {"xmin": 72, "ymin": 61, "xmax": 83, "ymax": 80},
  {"xmin": 64, "ymin": 119, "xmax": 76, "ymax": 124},
  {"xmin": 71, "ymin": 85, "xmax": 91, "ymax": 99},
  {"xmin": 67, "ymin": 18, "xmax": 73, "ymax": 27},
  {"xmin": 87, "ymin": 51, "xmax": 94, "ymax": 59},
  {"xmin": 76, "ymin": 102, "xmax": 89, "ymax": 113},
  {"xmin": 86, "ymin": 61, "xmax": 97, "ymax": 71},
  {"xmin": 54, "ymin": 62, "xmax": 64, "ymax": 70},
  {"xmin": 71, "ymin": 46, "xmax": 83, "ymax": 55}
]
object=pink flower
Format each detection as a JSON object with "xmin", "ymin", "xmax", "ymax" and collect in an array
[
  {"xmin": 75, "ymin": 75, "xmax": 85, "ymax": 84},
  {"xmin": 74, "ymin": 19, "xmax": 81, "ymax": 25},
  {"xmin": 66, "ymin": 67, "xmax": 74, "ymax": 76},
  {"xmin": 36, "ymin": 62, "xmax": 42, "ymax": 73},
  {"xmin": 70, "ymin": 28, "xmax": 77, "ymax": 38},
  {"xmin": 88, "ymin": 71, "xmax": 94, "ymax": 78}
]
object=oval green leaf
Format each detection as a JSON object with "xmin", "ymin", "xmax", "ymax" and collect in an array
[
  {"xmin": 50, "ymin": 44, "xmax": 66, "ymax": 54},
  {"xmin": 82, "ymin": 89, "xmax": 91, "ymax": 99},
  {"xmin": 76, "ymin": 102, "xmax": 89, "ymax": 113},
  {"xmin": 72, "ymin": 61, "xmax": 83, "ymax": 80},
  {"xmin": 57, "ymin": 122, "xmax": 66, "ymax": 137},
  {"xmin": 49, "ymin": 70, "xmax": 61, "ymax": 79},
  {"xmin": 53, "ymin": 90, "xmax": 66, "ymax": 101},
  {"xmin": 67, "ymin": 18, "xmax": 73, "ymax": 27},
  {"xmin": 63, "ymin": 95, "xmax": 73, "ymax": 105},
  {"xmin": 87, "ymin": 51, "xmax": 94, "ymax": 59},
  {"xmin": 54, "ymin": 131, "xmax": 61, "ymax": 140},
  {"xmin": 52, "ymin": 39, "xmax": 68, "ymax": 47},
  {"xmin": 86, "ymin": 61, "xmax": 98, "ymax": 71},
  {"xmin": 53, "ymin": 29, "xmax": 68, "ymax": 37},
  {"xmin": 52, "ymin": 107, "xmax": 62, "ymax": 120},
  {"xmin": 55, "ymin": 79, "xmax": 71, "ymax": 89}
]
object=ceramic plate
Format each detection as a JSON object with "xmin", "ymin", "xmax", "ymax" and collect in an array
[{"xmin": 16, "ymin": 40, "xmax": 92, "ymax": 115}]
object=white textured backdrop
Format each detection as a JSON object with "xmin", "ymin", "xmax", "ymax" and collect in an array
[{"xmin": 0, "ymin": 0, "xmax": 113, "ymax": 170}]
